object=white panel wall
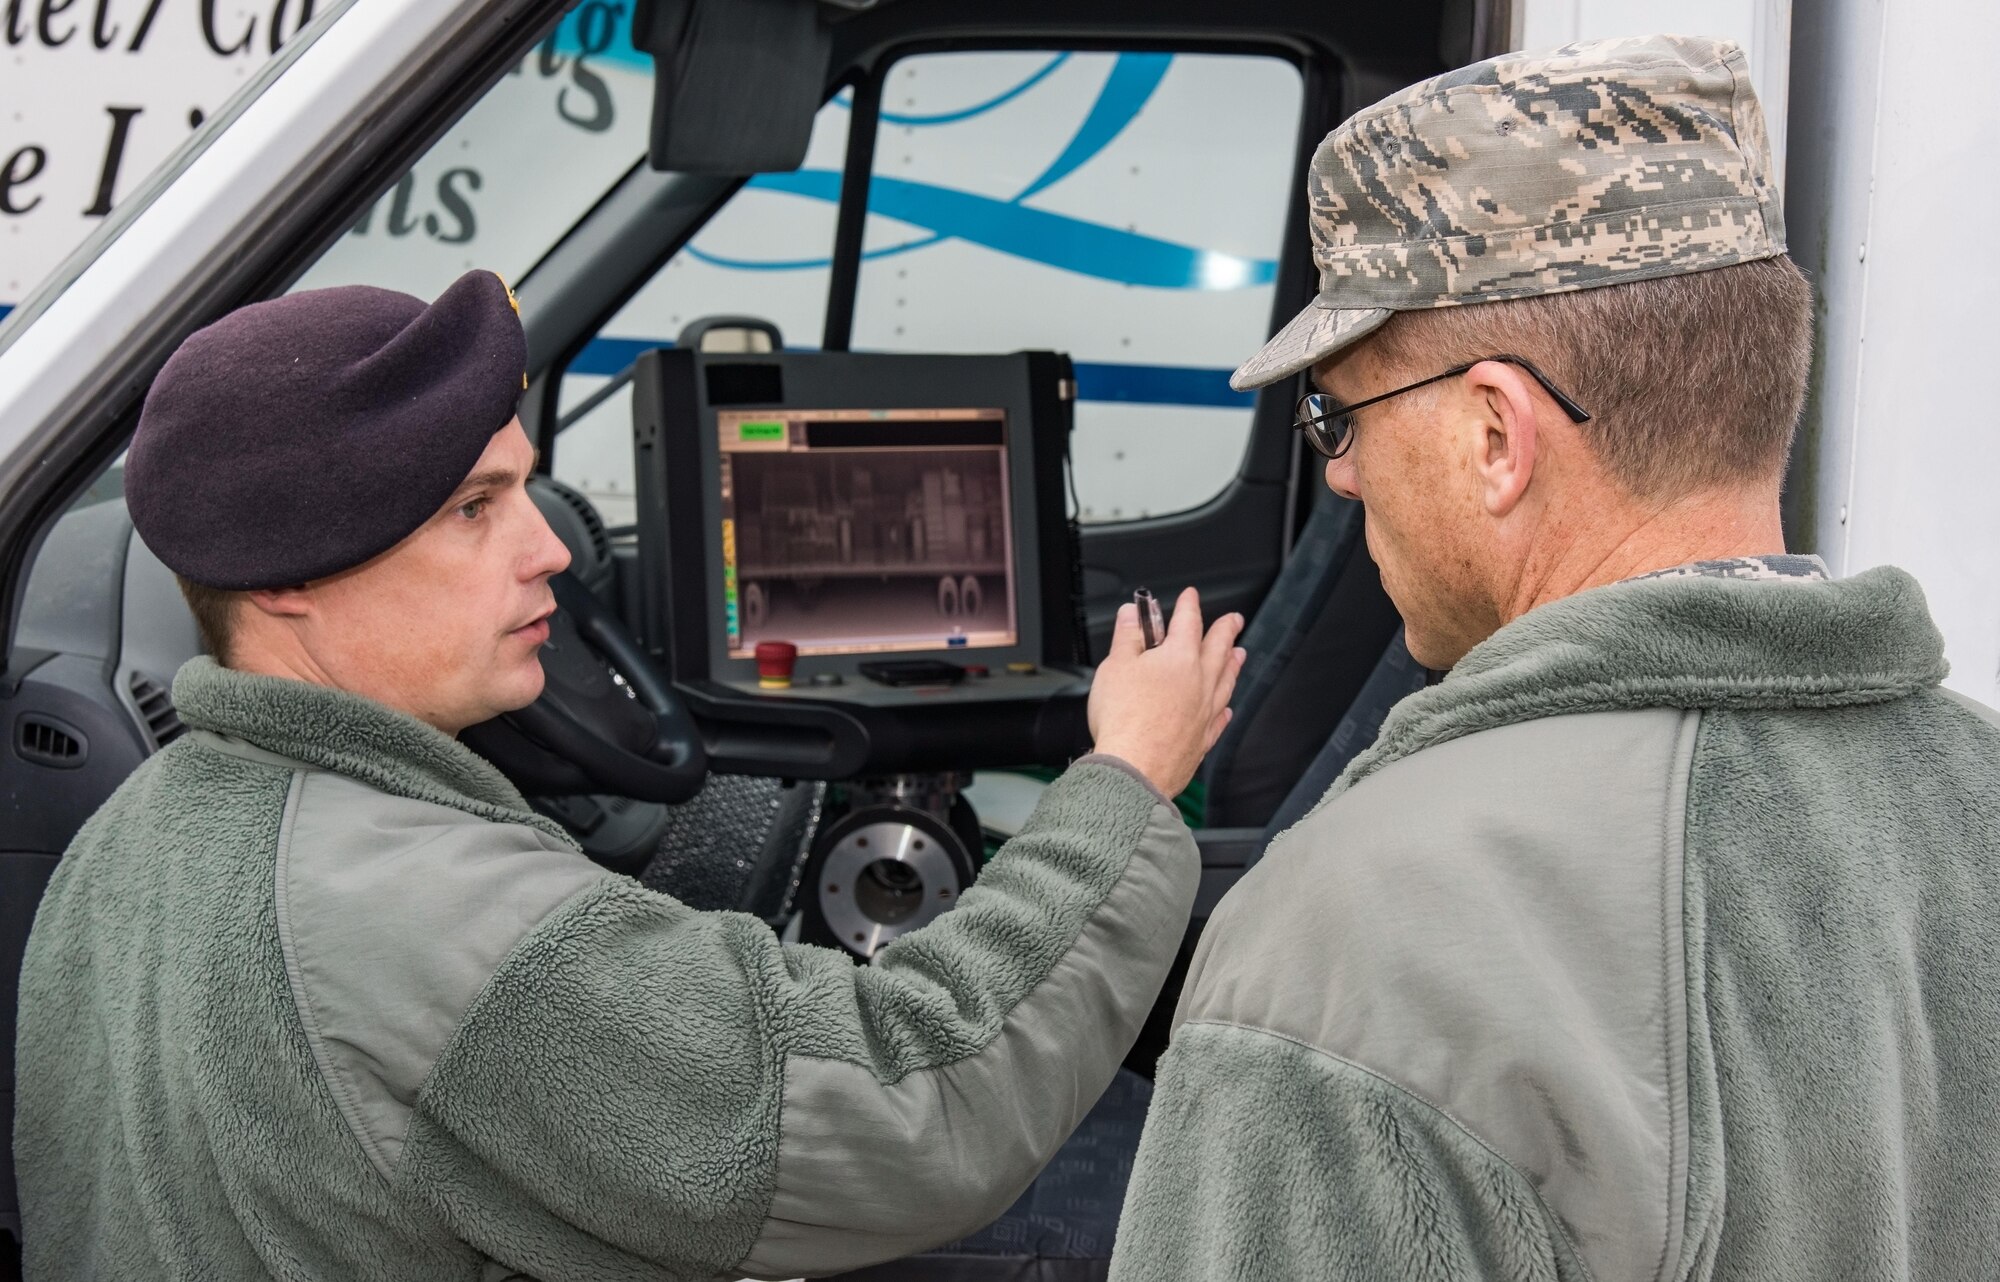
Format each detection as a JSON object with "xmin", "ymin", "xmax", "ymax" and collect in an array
[
  {"xmin": 1521, "ymin": 0, "xmax": 2000, "ymax": 704},
  {"xmin": 1788, "ymin": 0, "xmax": 2000, "ymax": 703},
  {"xmin": 1516, "ymin": 0, "xmax": 1792, "ymax": 175}
]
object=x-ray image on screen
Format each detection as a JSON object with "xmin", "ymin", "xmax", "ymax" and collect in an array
[{"xmin": 718, "ymin": 409, "xmax": 1019, "ymax": 657}]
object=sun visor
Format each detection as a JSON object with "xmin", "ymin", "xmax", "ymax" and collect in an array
[{"xmin": 634, "ymin": 0, "xmax": 832, "ymax": 174}]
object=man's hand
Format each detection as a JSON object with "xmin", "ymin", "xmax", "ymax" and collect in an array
[{"xmin": 1088, "ymin": 587, "xmax": 1247, "ymax": 799}]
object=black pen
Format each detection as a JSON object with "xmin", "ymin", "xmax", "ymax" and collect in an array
[{"xmin": 1134, "ymin": 588, "xmax": 1165, "ymax": 650}]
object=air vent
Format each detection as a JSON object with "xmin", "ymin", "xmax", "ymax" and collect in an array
[
  {"xmin": 130, "ymin": 673, "xmax": 186, "ymax": 749},
  {"xmin": 16, "ymin": 714, "xmax": 86, "ymax": 769},
  {"xmin": 545, "ymin": 477, "xmax": 610, "ymax": 563}
]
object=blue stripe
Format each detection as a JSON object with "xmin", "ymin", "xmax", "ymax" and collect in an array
[
  {"xmin": 569, "ymin": 335, "xmax": 1249, "ymax": 408},
  {"xmin": 571, "ymin": 335, "xmax": 657, "ymax": 376},
  {"xmin": 0, "ymin": 303, "xmax": 1246, "ymax": 408},
  {"xmin": 1074, "ymin": 361, "xmax": 1250, "ymax": 408},
  {"xmin": 0, "ymin": 305, "xmax": 1248, "ymax": 408}
]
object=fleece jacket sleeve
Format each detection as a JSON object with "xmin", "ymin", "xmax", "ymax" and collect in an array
[
  {"xmin": 1111, "ymin": 1021, "xmax": 1592, "ymax": 1282},
  {"xmin": 391, "ymin": 759, "xmax": 1197, "ymax": 1281}
]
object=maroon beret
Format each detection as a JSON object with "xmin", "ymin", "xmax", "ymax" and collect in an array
[{"xmin": 126, "ymin": 270, "xmax": 529, "ymax": 589}]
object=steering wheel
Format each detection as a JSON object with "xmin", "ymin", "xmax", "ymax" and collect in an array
[{"xmin": 462, "ymin": 572, "xmax": 708, "ymax": 804}]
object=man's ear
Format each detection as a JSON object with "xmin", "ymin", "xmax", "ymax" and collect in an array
[
  {"xmin": 1465, "ymin": 359, "xmax": 1541, "ymax": 518},
  {"xmin": 244, "ymin": 585, "xmax": 313, "ymax": 618}
]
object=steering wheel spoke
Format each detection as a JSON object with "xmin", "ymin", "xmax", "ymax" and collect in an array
[{"xmin": 462, "ymin": 572, "xmax": 708, "ymax": 804}]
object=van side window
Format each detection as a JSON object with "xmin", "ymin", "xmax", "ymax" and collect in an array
[
  {"xmin": 551, "ymin": 101, "xmax": 852, "ymax": 528},
  {"xmin": 850, "ymin": 52, "xmax": 1300, "ymax": 523}
]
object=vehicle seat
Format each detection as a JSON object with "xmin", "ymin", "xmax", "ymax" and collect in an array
[
  {"xmin": 638, "ymin": 773, "xmax": 822, "ymax": 919},
  {"xmin": 1255, "ymin": 628, "xmax": 1427, "ymax": 845},
  {"xmin": 1201, "ymin": 486, "xmax": 1407, "ymax": 829},
  {"xmin": 2, "ymin": 496, "xmax": 202, "ymax": 1261}
]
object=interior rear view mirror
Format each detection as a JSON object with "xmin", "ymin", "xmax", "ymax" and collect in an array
[{"xmin": 632, "ymin": 0, "xmax": 833, "ymax": 173}]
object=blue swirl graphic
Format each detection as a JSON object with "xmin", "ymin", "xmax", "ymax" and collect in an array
[
  {"xmin": 838, "ymin": 54, "xmax": 1073, "ymax": 126},
  {"xmin": 1014, "ymin": 53, "xmax": 1167, "ymax": 200},
  {"xmin": 687, "ymin": 53, "xmax": 1278, "ymax": 291},
  {"xmin": 716, "ymin": 169, "xmax": 1270, "ymax": 291}
]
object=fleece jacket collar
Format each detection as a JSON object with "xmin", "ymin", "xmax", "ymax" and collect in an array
[
  {"xmin": 1338, "ymin": 565, "xmax": 1948, "ymax": 796},
  {"xmin": 171, "ymin": 656, "xmax": 575, "ymax": 846}
]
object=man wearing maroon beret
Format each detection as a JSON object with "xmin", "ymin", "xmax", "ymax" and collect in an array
[{"xmin": 12, "ymin": 270, "xmax": 1246, "ymax": 1280}]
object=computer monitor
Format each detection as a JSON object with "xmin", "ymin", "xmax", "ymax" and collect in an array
[
  {"xmin": 633, "ymin": 349, "xmax": 1080, "ymax": 695},
  {"xmin": 717, "ymin": 407, "xmax": 1018, "ymax": 659}
]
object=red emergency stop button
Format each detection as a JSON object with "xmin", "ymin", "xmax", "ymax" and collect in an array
[{"xmin": 756, "ymin": 641, "xmax": 798, "ymax": 689}]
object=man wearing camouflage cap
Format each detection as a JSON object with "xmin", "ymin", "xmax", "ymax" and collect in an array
[{"xmin": 1114, "ymin": 35, "xmax": 2000, "ymax": 1280}]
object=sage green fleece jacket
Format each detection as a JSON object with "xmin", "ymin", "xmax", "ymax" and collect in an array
[
  {"xmin": 13, "ymin": 658, "xmax": 1197, "ymax": 1280},
  {"xmin": 1113, "ymin": 566, "xmax": 2000, "ymax": 1282}
]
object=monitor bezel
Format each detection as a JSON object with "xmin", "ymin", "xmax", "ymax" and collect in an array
[{"xmin": 632, "ymin": 349, "xmax": 1079, "ymax": 690}]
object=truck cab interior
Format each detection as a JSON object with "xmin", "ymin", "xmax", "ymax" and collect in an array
[{"xmin": 0, "ymin": 0, "xmax": 1508, "ymax": 1274}]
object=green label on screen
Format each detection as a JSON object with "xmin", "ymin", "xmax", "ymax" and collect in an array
[{"xmin": 739, "ymin": 421, "xmax": 785, "ymax": 442}]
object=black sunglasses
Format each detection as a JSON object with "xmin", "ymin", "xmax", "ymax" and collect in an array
[{"xmin": 1293, "ymin": 354, "xmax": 1591, "ymax": 461}]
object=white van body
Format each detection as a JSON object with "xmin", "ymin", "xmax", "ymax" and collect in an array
[{"xmin": 7, "ymin": 0, "xmax": 2000, "ymax": 701}]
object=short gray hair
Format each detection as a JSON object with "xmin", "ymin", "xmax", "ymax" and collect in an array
[{"xmin": 1363, "ymin": 255, "xmax": 1814, "ymax": 498}]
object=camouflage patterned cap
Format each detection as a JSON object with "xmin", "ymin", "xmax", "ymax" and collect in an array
[{"xmin": 1232, "ymin": 34, "xmax": 1787, "ymax": 391}]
